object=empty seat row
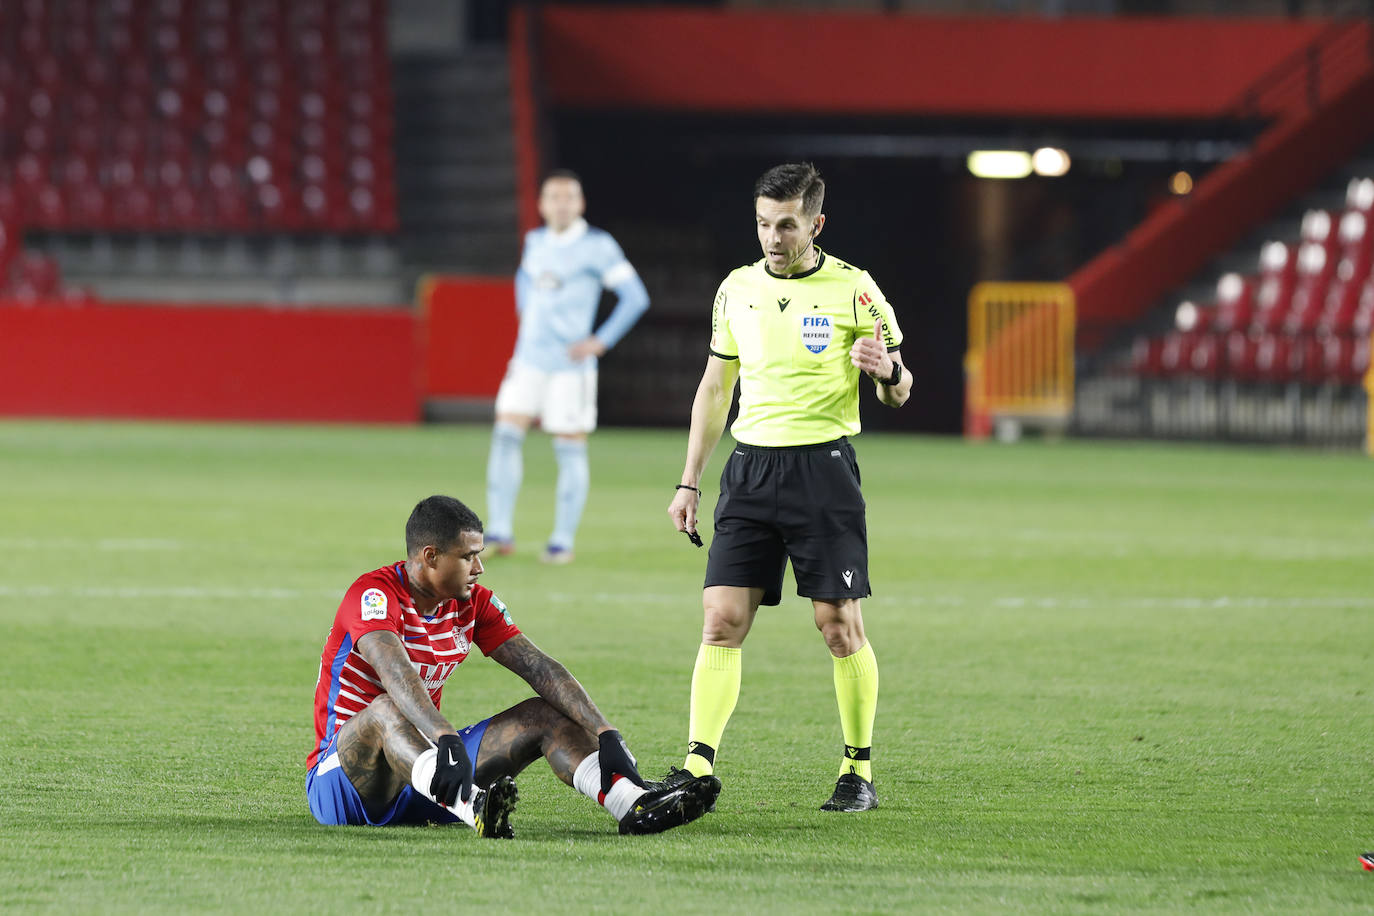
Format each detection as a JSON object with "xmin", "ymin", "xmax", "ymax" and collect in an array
[
  {"xmin": 1132, "ymin": 328, "xmax": 1370, "ymax": 386},
  {"xmin": 0, "ymin": 0, "xmax": 394, "ymax": 235},
  {"xmin": 1131, "ymin": 177, "xmax": 1374, "ymax": 388},
  {"xmin": 1176, "ymin": 201, "xmax": 1372, "ymax": 338}
]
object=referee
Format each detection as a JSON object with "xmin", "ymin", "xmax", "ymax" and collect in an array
[{"xmin": 664, "ymin": 162, "xmax": 911, "ymax": 812}]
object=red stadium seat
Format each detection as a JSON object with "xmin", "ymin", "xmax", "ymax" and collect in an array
[
  {"xmin": 1251, "ymin": 241, "xmax": 1297, "ymax": 334},
  {"xmin": 1283, "ymin": 243, "xmax": 1333, "ymax": 336},
  {"xmin": 0, "ymin": 223, "xmax": 14, "ymax": 286},
  {"xmin": 1253, "ymin": 333, "xmax": 1292, "ymax": 384},
  {"xmin": 1352, "ymin": 337, "xmax": 1372, "ymax": 384},
  {"xmin": 1158, "ymin": 330, "xmax": 1196, "ymax": 376},
  {"xmin": 21, "ymin": 121, "xmax": 53, "ymax": 155},
  {"xmin": 14, "ymin": 151, "xmax": 50, "ymax": 193},
  {"xmin": 1225, "ymin": 331, "xmax": 1259, "ymax": 382},
  {"xmin": 161, "ymin": 185, "xmax": 202, "ymax": 231},
  {"xmin": 67, "ymin": 183, "xmax": 111, "ymax": 230},
  {"xmin": 211, "ymin": 186, "xmax": 252, "ymax": 232},
  {"xmin": 1316, "ymin": 266, "xmax": 1362, "ymax": 337},
  {"xmin": 0, "ymin": 187, "xmax": 20, "ymax": 226},
  {"xmin": 1290, "ymin": 335, "xmax": 1325, "ymax": 385},
  {"xmin": 301, "ymin": 184, "xmax": 333, "ymax": 229},
  {"xmin": 1334, "ymin": 210, "xmax": 1372, "ymax": 288},
  {"xmin": 106, "ymin": 154, "xmax": 146, "ymax": 189},
  {"xmin": 1189, "ymin": 332, "xmax": 1222, "ymax": 379},
  {"xmin": 1130, "ymin": 335, "xmax": 1163, "ymax": 376},
  {"xmin": 1320, "ymin": 336, "xmax": 1356, "ymax": 385},
  {"xmin": 112, "ymin": 185, "xmax": 156, "ymax": 231},
  {"xmin": 30, "ymin": 183, "xmax": 67, "ymax": 229},
  {"xmin": 13, "ymin": 252, "xmax": 61, "ymax": 300},
  {"xmin": 1350, "ymin": 281, "xmax": 1374, "ymax": 338},
  {"xmin": 1299, "ymin": 209, "xmax": 1339, "ymax": 258},
  {"xmin": 1346, "ymin": 177, "xmax": 1374, "ymax": 214}
]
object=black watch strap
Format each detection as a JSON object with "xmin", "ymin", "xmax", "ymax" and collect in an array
[{"xmin": 881, "ymin": 362, "xmax": 903, "ymax": 386}]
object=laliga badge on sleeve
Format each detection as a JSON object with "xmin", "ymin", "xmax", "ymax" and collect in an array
[{"xmin": 360, "ymin": 587, "xmax": 388, "ymax": 621}]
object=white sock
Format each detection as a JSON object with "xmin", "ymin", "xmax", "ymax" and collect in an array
[
  {"xmin": 572, "ymin": 751, "xmax": 647, "ymax": 822},
  {"xmin": 411, "ymin": 747, "xmax": 478, "ymax": 829}
]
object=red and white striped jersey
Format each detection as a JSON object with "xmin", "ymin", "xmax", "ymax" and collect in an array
[{"xmin": 308, "ymin": 563, "xmax": 521, "ymax": 769}]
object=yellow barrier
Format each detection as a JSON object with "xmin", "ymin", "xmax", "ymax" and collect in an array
[
  {"xmin": 1365, "ymin": 331, "xmax": 1373, "ymax": 456},
  {"xmin": 964, "ymin": 283, "xmax": 1075, "ymax": 438}
]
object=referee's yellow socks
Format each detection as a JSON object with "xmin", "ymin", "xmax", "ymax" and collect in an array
[
  {"xmin": 684, "ymin": 643, "xmax": 740, "ymax": 777},
  {"xmin": 832, "ymin": 642, "xmax": 878, "ymax": 783}
]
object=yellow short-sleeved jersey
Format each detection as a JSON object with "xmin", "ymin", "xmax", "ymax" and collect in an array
[{"xmin": 709, "ymin": 250, "xmax": 903, "ymax": 447}]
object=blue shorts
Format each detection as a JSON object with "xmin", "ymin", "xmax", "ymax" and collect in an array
[{"xmin": 306, "ymin": 718, "xmax": 491, "ymax": 826}]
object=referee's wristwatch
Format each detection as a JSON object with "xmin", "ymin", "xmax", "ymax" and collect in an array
[{"xmin": 879, "ymin": 362, "xmax": 903, "ymax": 386}]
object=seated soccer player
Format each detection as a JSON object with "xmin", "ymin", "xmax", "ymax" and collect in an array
[{"xmin": 306, "ymin": 495, "xmax": 720, "ymax": 836}]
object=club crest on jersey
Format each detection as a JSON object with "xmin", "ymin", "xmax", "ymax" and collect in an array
[
  {"xmin": 360, "ymin": 588, "xmax": 388, "ymax": 621},
  {"xmin": 801, "ymin": 315, "xmax": 832, "ymax": 353}
]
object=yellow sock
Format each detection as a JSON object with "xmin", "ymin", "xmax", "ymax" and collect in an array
[
  {"xmin": 684, "ymin": 643, "xmax": 740, "ymax": 777},
  {"xmin": 833, "ymin": 642, "xmax": 878, "ymax": 783}
]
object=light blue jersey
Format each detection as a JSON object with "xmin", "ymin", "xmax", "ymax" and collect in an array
[{"xmin": 513, "ymin": 218, "xmax": 650, "ymax": 373}]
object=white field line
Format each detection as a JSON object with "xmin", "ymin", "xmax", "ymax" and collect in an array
[
  {"xmin": 545, "ymin": 592, "xmax": 1374, "ymax": 610},
  {"xmin": 0, "ymin": 537, "xmax": 185, "ymax": 551},
  {"xmin": 0, "ymin": 584, "xmax": 339, "ymax": 600},
  {"xmin": 0, "ymin": 583, "xmax": 1368, "ymax": 610}
]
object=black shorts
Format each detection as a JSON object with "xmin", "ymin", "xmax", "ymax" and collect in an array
[{"xmin": 704, "ymin": 437, "xmax": 869, "ymax": 606}]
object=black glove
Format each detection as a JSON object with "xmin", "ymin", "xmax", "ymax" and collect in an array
[
  {"xmin": 598, "ymin": 729, "xmax": 646, "ymax": 795},
  {"xmin": 430, "ymin": 734, "xmax": 474, "ymax": 807}
]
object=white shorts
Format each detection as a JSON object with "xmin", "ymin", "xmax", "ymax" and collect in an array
[{"xmin": 493, "ymin": 361, "xmax": 598, "ymax": 435}]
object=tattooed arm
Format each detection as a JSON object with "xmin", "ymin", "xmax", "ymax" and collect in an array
[
  {"xmin": 488, "ymin": 634, "xmax": 613, "ymax": 736},
  {"xmin": 355, "ymin": 630, "xmax": 457, "ymax": 741}
]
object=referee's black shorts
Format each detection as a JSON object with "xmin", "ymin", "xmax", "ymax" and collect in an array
[{"xmin": 704, "ymin": 437, "xmax": 869, "ymax": 607}]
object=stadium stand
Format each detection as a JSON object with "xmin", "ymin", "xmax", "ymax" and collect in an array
[
  {"xmin": 0, "ymin": 0, "xmax": 403, "ymax": 306},
  {"xmin": 0, "ymin": 0, "xmax": 396, "ymax": 237},
  {"xmin": 1082, "ymin": 174, "xmax": 1373, "ymax": 444},
  {"xmin": 1130, "ymin": 175, "xmax": 1373, "ymax": 387}
]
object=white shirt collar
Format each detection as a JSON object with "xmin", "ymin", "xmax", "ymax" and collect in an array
[{"xmin": 546, "ymin": 218, "xmax": 588, "ymax": 245}]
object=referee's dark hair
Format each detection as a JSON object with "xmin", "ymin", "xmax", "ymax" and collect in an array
[
  {"xmin": 406, "ymin": 495, "xmax": 483, "ymax": 556},
  {"xmin": 754, "ymin": 162, "xmax": 825, "ymax": 218},
  {"xmin": 543, "ymin": 168, "xmax": 583, "ymax": 186}
]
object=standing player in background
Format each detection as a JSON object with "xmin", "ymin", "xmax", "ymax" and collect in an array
[
  {"xmin": 485, "ymin": 170, "xmax": 650, "ymax": 564},
  {"xmin": 663, "ymin": 163, "xmax": 912, "ymax": 812},
  {"xmin": 307, "ymin": 495, "xmax": 720, "ymax": 836}
]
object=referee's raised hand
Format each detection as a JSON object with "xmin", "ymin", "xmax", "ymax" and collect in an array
[{"xmin": 850, "ymin": 319, "xmax": 894, "ymax": 381}]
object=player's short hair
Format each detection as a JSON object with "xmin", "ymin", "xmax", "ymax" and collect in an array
[
  {"xmin": 406, "ymin": 495, "xmax": 483, "ymax": 556},
  {"xmin": 543, "ymin": 168, "xmax": 582, "ymax": 187},
  {"xmin": 754, "ymin": 162, "xmax": 825, "ymax": 218}
]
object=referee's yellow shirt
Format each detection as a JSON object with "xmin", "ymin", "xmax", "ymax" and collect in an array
[{"xmin": 709, "ymin": 251, "xmax": 904, "ymax": 447}]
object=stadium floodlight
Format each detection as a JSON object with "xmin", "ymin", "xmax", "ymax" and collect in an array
[
  {"xmin": 1175, "ymin": 300, "xmax": 1199, "ymax": 331},
  {"xmin": 967, "ymin": 150, "xmax": 1032, "ymax": 179},
  {"xmin": 1031, "ymin": 147, "xmax": 1070, "ymax": 177},
  {"xmin": 1170, "ymin": 170, "xmax": 1194, "ymax": 195}
]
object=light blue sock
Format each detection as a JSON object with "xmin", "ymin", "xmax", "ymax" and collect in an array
[
  {"xmin": 485, "ymin": 421, "xmax": 525, "ymax": 542},
  {"xmin": 550, "ymin": 437, "xmax": 589, "ymax": 551}
]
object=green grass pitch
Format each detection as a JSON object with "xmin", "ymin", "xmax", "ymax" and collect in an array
[{"xmin": 1, "ymin": 419, "xmax": 1371, "ymax": 913}]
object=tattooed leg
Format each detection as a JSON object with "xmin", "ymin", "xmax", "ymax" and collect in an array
[
  {"xmin": 474, "ymin": 697, "xmax": 598, "ymax": 787},
  {"xmin": 335, "ymin": 694, "xmax": 431, "ymax": 821}
]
